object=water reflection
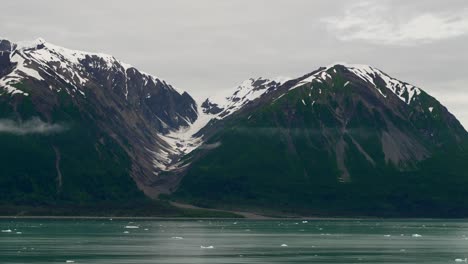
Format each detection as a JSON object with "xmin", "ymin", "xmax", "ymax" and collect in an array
[{"xmin": 0, "ymin": 219, "xmax": 467, "ymax": 263}]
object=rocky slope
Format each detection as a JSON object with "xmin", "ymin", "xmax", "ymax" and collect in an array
[
  {"xmin": 1, "ymin": 38, "xmax": 467, "ymax": 216},
  {"xmin": 0, "ymin": 38, "xmax": 197, "ymax": 204},
  {"xmin": 172, "ymin": 63, "xmax": 468, "ymax": 216}
]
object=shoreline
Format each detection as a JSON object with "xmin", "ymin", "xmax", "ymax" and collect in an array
[{"xmin": 1, "ymin": 215, "xmax": 467, "ymax": 221}]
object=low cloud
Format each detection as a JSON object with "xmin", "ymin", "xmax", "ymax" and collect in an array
[
  {"xmin": 198, "ymin": 142, "xmax": 222, "ymax": 150},
  {"xmin": 0, "ymin": 117, "xmax": 68, "ymax": 135},
  {"xmin": 322, "ymin": 1, "xmax": 468, "ymax": 46}
]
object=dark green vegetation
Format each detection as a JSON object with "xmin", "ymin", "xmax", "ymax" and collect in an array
[
  {"xmin": 0, "ymin": 89, "xmax": 241, "ymax": 218},
  {"xmin": 0, "ymin": 92, "xmax": 143, "ymax": 205},
  {"xmin": 1, "ymin": 41, "xmax": 467, "ymax": 218},
  {"xmin": 174, "ymin": 67, "xmax": 468, "ymax": 217}
]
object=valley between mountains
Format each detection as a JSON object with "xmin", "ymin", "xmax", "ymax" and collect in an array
[{"xmin": 0, "ymin": 38, "xmax": 467, "ymax": 217}]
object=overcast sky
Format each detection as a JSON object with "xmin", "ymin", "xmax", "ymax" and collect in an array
[{"xmin": 2, "ymin": 0, "xmax": 467, "ymax": 127}]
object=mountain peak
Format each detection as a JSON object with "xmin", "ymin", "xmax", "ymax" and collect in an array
[
  {"xmin": 0, "ymin": 38, "xmax": 175, "ymax": 98},
  {"xmin": 291, "ymin": 63, "xmax": 422, "ymax": 105},
  {"xmin": 201, "ymin": 76, "xmax": 289, "ymax": 119},
  {"xmin": 15, "ymin": 37, "xmax": 47, "ymax": 50}
]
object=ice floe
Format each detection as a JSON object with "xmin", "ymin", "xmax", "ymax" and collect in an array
[{"xmin": 200, "ymin": 245, "xmax": 214, "ymax": 249}]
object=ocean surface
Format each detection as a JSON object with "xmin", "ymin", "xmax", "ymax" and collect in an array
[{"xmin": 1, "ymin": 218, "xmax": 468, "ymax": 263}]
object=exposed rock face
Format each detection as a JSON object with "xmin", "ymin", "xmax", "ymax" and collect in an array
[
  {"xmin": 185, "ymin": 64, "xmax": 465, "ymax": 181},
  {"xmin": 0, "ymin": 38, "xmax": 197, "ymax": 197},
  {"xmin": 172, "ymin": 64, "xmax": 468, "ymax": 216},
  {"xmin": 1, "ymin": 39, "xmax": 467, "ymax": 216}
]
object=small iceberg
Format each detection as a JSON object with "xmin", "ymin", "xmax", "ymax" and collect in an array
[
  {"xmin": 171, "ymin": 237, "xmax": 184, "ymax": 240},
  {"xmin": 66, "ymin": 261, "xmax": 75, "ymax": 263},
  {"xmin": 1, "ymin": 229, "xmax": 12, "ymax": 233},
  {"xmin": 412, "ymin": 234, "xmax": 422, "ymax": 238},
  {"xmin": 455, "ymin": 258, "xmax": 467, "ymax": 263},
  {"xmin": 123, "ymin": 231, "xmax": 129, "ymax": 234},
  {"xmin": 302, "ymin": 221, "xmax": 308, "ymax": 224},
  {"xmin": 281, "ymin": 244, "xmax": 288, "ymax": 247},
  {"xmin": 200, "ymin": 245, "xmax": 214, "ymax": 249},
  {"xmin": 16, "ymin": 232, "xmax": 22, "ymax": 234},
  {"xmin": 124, "ymin": 226, "xmax": 139, "ymax": 229},
  {"xmin": 384, "ymin": 235, "xmax": 391, "ymax": 237}
]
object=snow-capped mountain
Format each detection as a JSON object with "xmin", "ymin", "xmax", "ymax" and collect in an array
[
  {"xmin": 1, "ymin": 39, "xmax": 466, "ymax": 216},
  {"xmin": 0, "ymin": 38, "xmax": 195, "ymax": 120},
  {"xmin": 288, "ymin": 63, "xmax": 422, "ymax": 105},
  {"xmin": 0, "ymin": 38, "xmax": 198, "ymax": 196},
  {"xmin": 151, "ymin": 63, "xmax": 456, "ymax": 178},
  {"xmin": 201, "ymin": 77, "xmax": 290, "ymax": 118},
  {"xmin": 173, "ymin": 63, "xmax": 467, "ymax": 216},
  {"xmin": 153, "ymin": 76, "xmax": 291, "ymax": 174}
]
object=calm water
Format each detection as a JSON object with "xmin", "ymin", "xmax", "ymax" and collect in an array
[{"xmin": 1, "ymin": 218, "xmax": 468, "ymax": 263}]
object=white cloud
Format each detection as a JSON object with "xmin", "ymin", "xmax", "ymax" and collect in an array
[
  {"xmin": 322, "ymin": 1, "xmax": 468, "ymax": 45},
  {"xmin": 0, "ymin": 117, "xmax": 67, "ymax": 135}
]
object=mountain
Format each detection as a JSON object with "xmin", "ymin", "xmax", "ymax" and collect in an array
[
  {"xmin": 0, "ymin": 38, "xmax": 201, "ymax": 213},
  {"xmin": 1, "ymin": 38, "xmax": 467, "ymax": 217},
  {"xmin": 172, "ymin": 64, "xmax": 468, "ymax": 217}
]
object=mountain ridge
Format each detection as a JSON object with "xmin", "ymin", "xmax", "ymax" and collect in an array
[{"xmin": 0, "ymin": 38, "xmax": 466, "ymax": 216}]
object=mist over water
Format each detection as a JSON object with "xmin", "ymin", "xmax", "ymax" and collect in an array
[{"xmin": 1, "ymin": 219, "xmax": 467, "ymax": 263}]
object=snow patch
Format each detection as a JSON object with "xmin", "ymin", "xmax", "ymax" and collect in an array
[{"xmin": 208, "ymin": 77, "xmax": 288, "ymax": 118}]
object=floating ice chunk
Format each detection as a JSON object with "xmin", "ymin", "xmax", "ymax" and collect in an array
[
  {"xmin": 66, "ymin": 261, "xmax": 75, "ymax": 263},
  {"xmin": 200, "ymin": 245, "xmax": 214, "ymax": 249},
  {"xmin": 123, "ymin": 231, "xmax": 129, "ymax": 234},
  {"xmin": 16, "ymin": 232, "xmax": 22, "ymax": 234},
  {"xmin": 124, "ymin": 226, "xmax": 139, "ymax": 229},
  {"xmin": 144, "ymin": 228, "xmax": 149, "ymax": 231},
  {"xmin": 384, "ymin": 234, "xmax": 391, "ymax": 237},
  {"xmin": 455, "ymin": 258, "xmax": 467, "ymax": 262},
  {"xmin": 302, "ymin": 221, "xmax": 308, "ymax": 224},
  {"xmin": 1, "ymin": 229, "xmax": 12, "ymax": 233},
  {"xmin": 171, "ymin": 237, "xmax": 184, "ymax": 240},
  {"xmin": 281, "ymin": 244, "xmax": 288, "ymax": 247},
  {"xmin": 412, "ymin": 234, "xmax": 422, "ymax": 237}
]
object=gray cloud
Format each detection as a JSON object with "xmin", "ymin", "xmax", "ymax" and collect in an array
[
  {"xmin": 0, "ymin": 117, "xmax": 68, "ymax": 135},
  {"xmin": 322, "ymin": 1, "xmax": 468, "ymax": 46}
]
